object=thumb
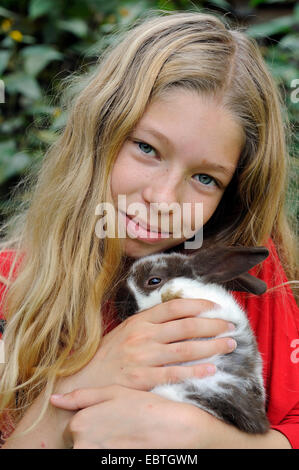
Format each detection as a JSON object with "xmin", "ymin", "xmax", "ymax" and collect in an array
[{"xmin": 50, "ymin": 385, "xmax": 122, "ymax": 410}]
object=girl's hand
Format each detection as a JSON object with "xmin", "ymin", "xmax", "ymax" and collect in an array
[
  {"xmin": 57, "ymin": 299, "xmax": 236, "ymax": 394},
  {"xmin": 51, "ymin": 385, "xmax": 215, "ymax": 449},
  {"xmin": 51, "ymin": 386, "xmax": 291, "ymax": 450}
]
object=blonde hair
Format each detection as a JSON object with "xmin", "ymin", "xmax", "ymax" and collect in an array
[{"xmin": 0, "ymin": 9, "xmax": 298, "ymax": 437}]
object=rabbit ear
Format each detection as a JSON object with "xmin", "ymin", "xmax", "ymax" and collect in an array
[
  {"xmin": 189, "ymin": 246, "xmax": 269, "ymax": 292},
  {"xmin": 222, "ymin": 272, "xmax": 268, "ymax": 295}
]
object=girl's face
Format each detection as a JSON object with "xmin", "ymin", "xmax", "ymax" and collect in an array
[{"xmin": 111, "ymin": 89, "xmax": 244, "ymax": 258}]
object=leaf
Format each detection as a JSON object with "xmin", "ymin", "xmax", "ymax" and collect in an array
[
  {"xmin": 0, "ymin": 140, "xmax": 16, "ymax": 161},
  {"xmin": 21, "ymin": 45, "xmax": 63, "ymax": 76},
  {"xmin": 1, "ymin": 36, "xmax": 14, "ymax": 48},
  {"xmin": 207, "ymin": 0, "xmax": 231, "ymax": 10},
  {"xmin": 247, "ymin": 16, "xmax": 295, "ymax": 38},
  {"xmin": 0, "ymin": 7, "xmax": 17, "ymax": 19},
  {"xmin": 57, "ymin": 19, "xmax": 88, "ymax": 38},
  {"xmin": 19, "ymin": 35, "xmax": 36, "ymax": 45},
  {"xmin": 0, "ymin": 79, "xmax": 4, "ymax": 103},
  {"xmin": 250, "ymin": 0, "xmax": 287, "ymax": 5},
  {"xmin": 267, "ymin": 61, "xmax": 299, "ymax": 83},
  {"xmin": 279, "ymin": 34, "xmax": 299, "ymax": 49},
  {"xmin": 279, "ymin": 34, "xmax": 299, "ymax": 59},
  {"xmin": 50, "ymin": 110, "xmax": 68, "ymax": 131},
  {"xmin": 4, "ymin": 73, "xmax": 42, "ymax": 100},
  {"xmin": 0, "ymin": 151, "xmax": 31, "ymax": 184},
  {"xmin": 28, "ymin": 0, "xmax": 53, "ymax": 19},
  {"xmin": 0, "ymin": 116, "xmax": 25, "ymax": 133},
  {"xmin": 0, "ymin": 50, "xmax": 11, "ymax": 75},
  {"xmin": 30, "ymin": 103, "xmax": 57, "ymax": 115},
  {"xmin": 117, "ymin": 1, "xmax": 151, "ymax": 26},
  {"xmin": 33, "ymin": 130, "xmax": 58, "ymax": 144},
  {"xmin": 0, "ymin": 140, "xmax": 18, "ymax": 184}
]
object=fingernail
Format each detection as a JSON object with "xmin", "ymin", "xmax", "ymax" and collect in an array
[
  {"xmin": 227, "ymin": 339, "xmax": 237, "ymax": 351},
  {"xmin": 228, "ymin": 322, "xmax": 235, "ymax": 331},
  {"xmin": 51, "ymin": 394, "xmax": 64, "ymax": 400}
]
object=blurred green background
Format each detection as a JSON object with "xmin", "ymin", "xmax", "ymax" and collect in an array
[{"xmin": 0, "ymin": 0, "xmax": 298, "ymax": 233}]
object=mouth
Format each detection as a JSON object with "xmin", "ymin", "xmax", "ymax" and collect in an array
[
  {"xmin": 127, "ymin": 213, "xmax": 172, "ymax": 234},
  {"xmin": 120, "ymin": 211, "xmax": 173, "ymax": 242}
]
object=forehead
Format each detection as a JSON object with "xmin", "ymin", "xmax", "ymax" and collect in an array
[{"xmin": 135, "ymin": 89, "xmax": 244, "ymax": 170}]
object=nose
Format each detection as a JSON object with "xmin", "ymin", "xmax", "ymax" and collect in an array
[
  {"xmin": 142, "ymin": 170, "xmax": 181, "ymax": 213},
  {"xmin": 141, "ymin": 170, "xmax": 185, "ymax": 236}
]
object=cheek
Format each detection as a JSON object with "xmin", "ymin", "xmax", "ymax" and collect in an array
[
  {"xmin": 110, "ymin": 153, "xmax": 133, "ymax": 198},
  {"xmin": 110, "ymin": 149, "xmax": 148, "ymax": 199}
]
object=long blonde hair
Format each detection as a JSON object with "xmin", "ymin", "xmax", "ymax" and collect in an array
[{"xmin": 0, "ymin": 10, "xmax": 298, "ymax": 435}]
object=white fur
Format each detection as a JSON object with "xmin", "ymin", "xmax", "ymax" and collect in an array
[{"xmin": 130, "ymin": 276, "xmax": 265, "ymax": 405}]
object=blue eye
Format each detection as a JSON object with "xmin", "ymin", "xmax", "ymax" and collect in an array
[
  {"xmin": 193, "ymin": 174, "xmax": 217, "ymax": 187},
  {"xmin": 136, "ymin": 141, "xmax": 156, "ymax": 156}
]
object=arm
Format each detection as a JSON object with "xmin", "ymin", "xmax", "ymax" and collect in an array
[
  {"xmin": 1, "ymin": 390, "xmax": 74, "ymax": 449},
  {"xmin": 50, "ymin": 385, "xmax": 292, "ymax": 449},
  {"xmin": 201, "ymin": 414, "xmax": 292, "ymax": 449},
  {"xmin": 2, "ymin": 298, "xmax": 235, "ymax": 448},
  {"xmin": 50, "ymin": 238, "xmax": 298, "ymax": 450}
]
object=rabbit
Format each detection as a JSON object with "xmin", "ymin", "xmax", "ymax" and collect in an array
[{"xmin": 114, "ymin": 245, "xmax": 270, "ymax": 434}]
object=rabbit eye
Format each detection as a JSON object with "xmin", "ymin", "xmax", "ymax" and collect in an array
[{"xmin": 147, "ymin": 277, "xmax": 162, "ymax": 286}]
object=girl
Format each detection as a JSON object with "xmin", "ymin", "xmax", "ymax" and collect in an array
[{"xmin": 0, "ymin": 10, "xmax": 298, "ymax": 449}]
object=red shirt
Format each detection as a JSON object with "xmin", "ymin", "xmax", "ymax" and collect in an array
[{"xmin": 0, "ymin": 240, "xmax": 299, "ymax": 448}]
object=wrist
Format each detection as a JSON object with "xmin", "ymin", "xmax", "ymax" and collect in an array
[{"xmin": 190, "ymin": 408, "xmax": 292, "ymax": 449}]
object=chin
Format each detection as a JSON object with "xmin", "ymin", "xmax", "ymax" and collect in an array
[{"xmin": 124, "ymin": 237, "xmax": 184, "ymax": 259}]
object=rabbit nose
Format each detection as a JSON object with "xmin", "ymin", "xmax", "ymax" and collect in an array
[{"xmin": 161, "ymin": 285, "xmax": 183, "ymax": 303}]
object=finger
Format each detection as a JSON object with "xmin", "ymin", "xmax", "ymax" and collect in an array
[
  {"xmin": 155, "ymin": 317, "xmax": 234, "ymax": 344},
  {"xmin": 143, "ymin": 298, "xmax": 217, "ymax": 324},
  {"xmin": 50, "ymin": 385, "xmax": 124, "ymax": 410},
  {"xmin": 147, "ymin": 363, "xmax": 217, "ymax": 386},
  {"xmin": 158, "ymin": 336, "xmax": 237, "ymax": 365}
]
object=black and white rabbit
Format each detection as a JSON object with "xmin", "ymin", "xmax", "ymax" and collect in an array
[{"xmin": 115, "ymin": 245, "xmax": 270, "ymax": 434}]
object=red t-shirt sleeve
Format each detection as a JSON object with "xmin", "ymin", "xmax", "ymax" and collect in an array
[
  {"xmin": 0, "ymin": 250, "xmax": 22, "ymax": 443},
  {"xmin": 233, "ymin": 239, "xmax": 299, "ymax": 448},
  {"xmin": 0, "ymin": 250, "xmax": 24, "ymax": 339},
  {"xmin": 0, "ymin": 251, "xmax": 20, "ymax": 335}
]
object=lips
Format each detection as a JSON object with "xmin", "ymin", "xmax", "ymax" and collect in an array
[
  {"xmin": 126, "ymin": 213, "xmax": 172, "ymax": 236},
  {"xmin": 117, "ymin": 211, "xmax": 173, "ymax": 243}
]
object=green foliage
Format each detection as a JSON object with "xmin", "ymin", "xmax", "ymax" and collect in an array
[
  {"xmin": 246, "ymin": 2, "xmax": 299, "ymax": 229},
  {"xmin": 0, "ymin": 0, "xmax": 155, "ymax": 218},
  {"xmin": 0, "ymin": 0, "xmax": 298, "ymax": 229}
]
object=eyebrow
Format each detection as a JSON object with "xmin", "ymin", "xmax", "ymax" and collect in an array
[
  {"xmin": 137, "ymin": 126, "xmax": 172, "ymax": 146},
  {"xmin": 134, "ymin": 126, "xmax": 236, "ymax": 178}
]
